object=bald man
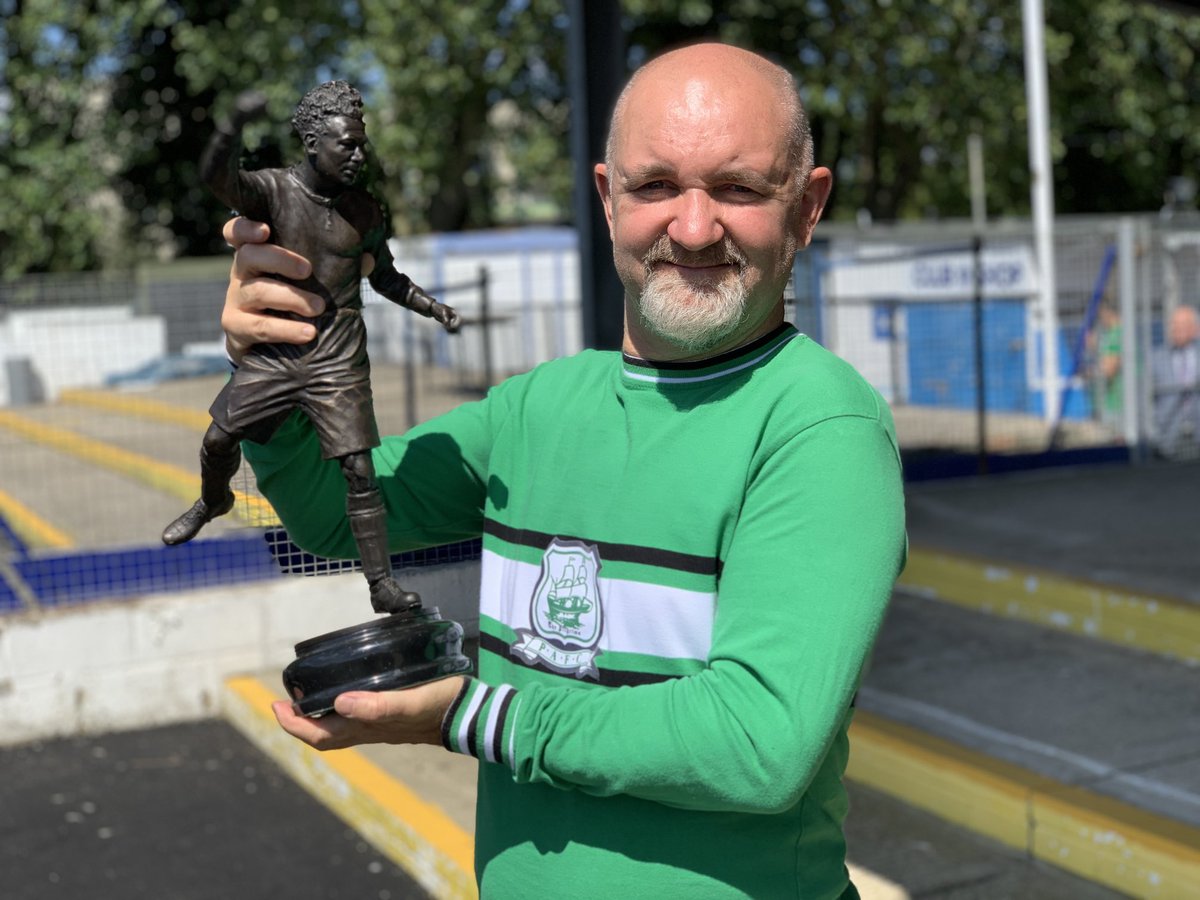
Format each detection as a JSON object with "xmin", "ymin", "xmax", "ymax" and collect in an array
[
  {"xmin": 1153, "ymin": 305, "xmax": 1200, "ymax": 458},
  {"xmin": 218, "ymin": 44, "xmax": 905, "ymax": 898}
]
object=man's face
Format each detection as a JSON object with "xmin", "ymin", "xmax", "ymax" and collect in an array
[
  {"xmin": 1169, "ymin": 309, "xmax": 1199, "ymax": 348},
  {"xmin": 306, "ymin": 116, "xmax": 368, "ymax": 188},
  {"xmin": 595, "ymin": 66, "xmax": 830, "ymax": 360}
]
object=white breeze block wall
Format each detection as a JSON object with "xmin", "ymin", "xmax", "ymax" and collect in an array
[
  {"xmin": 0, "ymin": 307, "xmax": 166, "ymax": 404},
  {"xmin": 0, "ymin": 561, "xmax": 480, "ymax": 747}
]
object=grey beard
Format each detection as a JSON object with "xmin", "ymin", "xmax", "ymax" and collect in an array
[
  {"xmin": 636, "ymin": 239, "xmax": 749, "ymax": 353},
  {"xmin": 638, "ymin": 272, "xmax": 748, "ymax": 353}
]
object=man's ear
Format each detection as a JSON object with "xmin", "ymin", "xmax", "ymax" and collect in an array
[
  {"xmin": 794, "ymin": 166, "xmax": 833, "ymax": 249},
  {"xmin": 593, "ymin": 163, "xmax": 615, "ymax": 239},
  {"xmin": 302, "ymin": 132, "xmax": 319, "ymax": 154}
]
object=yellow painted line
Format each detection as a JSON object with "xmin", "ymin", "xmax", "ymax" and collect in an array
[
  {"xmin": 847, "ymin": 711, "xmax": 1042, "ymax": 853},
  {"xmin": 0, "ymin": 487, "xmax": 74, "ymax": 549},
  {"xmin": 223, "ymin": 676, "xmax": 477, "ymax": 900},
  {"xmin": 0, "ymin": 408, "xmax": 279, "ymax": 529},
  {"xmin": 848, "ymin": 711, "xmax": 1200, "ymax": 899},
  {"xmin": 900, "ymin": 546, "xmax": 1200, "ymax": 664},
  {"xmin": 60, "ymin": 387, "xmax": 213, "ymax": 431}
]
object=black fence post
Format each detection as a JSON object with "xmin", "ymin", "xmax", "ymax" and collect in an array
[
  {"xmin": 973, "ymin": 235, "xmax": 989, "ymax": 474},
  {"xmin": 479, "ymin": 265, "xmax": 493, "ymax": 391},
  {"xmin": 404, "ymin": 306, "xmax": 417, "ymax": 430}
]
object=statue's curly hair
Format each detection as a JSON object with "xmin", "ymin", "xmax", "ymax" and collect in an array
[{"xmin": 292, "ymin": 80, "xmax": 364, "ymax": 139}]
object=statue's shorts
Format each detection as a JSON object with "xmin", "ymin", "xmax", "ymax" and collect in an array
[{"xmin": 211, "ymin": 308, "xmax": 380, "ymax": 459}]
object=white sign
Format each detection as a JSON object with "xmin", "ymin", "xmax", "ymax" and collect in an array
[{"xmin": 826, "ymin": 242, "xmax": 1038, "ymax": 301}]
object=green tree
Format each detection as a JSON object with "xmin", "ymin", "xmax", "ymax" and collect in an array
[
  {"xmin": 622, "ymin": 0, "xmax": 1199, "ymax": 222},
  {"xmin": 113, "ymin": 1, "xmax": 357, "ymax": 256},
  {"xmin": 0, "ymin": 0, "xmax": 155, "ymax": 275},
  {"xmin": 1048, "ymin": 0, "xmax": 1200, "ymax": 214},
  {"xmin": 347, "ymin": 0, "xmax": 571, "ymax": 232},
  {"xmin": 4, "ymin": 0, "xmax": 1199, "ymax": 276}
]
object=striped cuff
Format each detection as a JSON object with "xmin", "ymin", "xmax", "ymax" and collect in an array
[{"xmin": 441, "ymin": 677, "xmax": 520, "ymax": 768}]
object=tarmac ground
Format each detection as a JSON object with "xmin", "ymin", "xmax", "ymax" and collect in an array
[
  {"xmin": 0, "ymin": 720, "xmax": 426, "ymax": 900},
  {"xmin": 0, "ymin": 719, "xmax": 1123, "ymax": 900}
]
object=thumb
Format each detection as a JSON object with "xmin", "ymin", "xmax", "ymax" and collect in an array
[{"xmin": 334, "ymin": 690, "xmax": 397, "ymax": 721}]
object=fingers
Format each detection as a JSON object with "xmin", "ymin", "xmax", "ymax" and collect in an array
[
  {"xmin": 272, "ymin": 679, "xmax": 466, "ymax": 751},
  {"xmin": 223, "ymin": 216, "xmax": 270, "ymax": 249},
  {"xmin": 222, "ymin": 229, "xmax": 321, "ymax": 361},
  {"xmin": 231, "ymin": 241, "xmax": 314, "ymax": 287},
  {"xmin": 220, "ymin": 294, "xmax": 318, "ymax": 354},
  {"xmin": 271, "ymin": 700, "xmax": 354, "ymax": 751}
]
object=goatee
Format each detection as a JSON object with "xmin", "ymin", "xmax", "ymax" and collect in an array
[{"xmin": 636, "ymin": 236, "xmax": 749, "ymax": 354}]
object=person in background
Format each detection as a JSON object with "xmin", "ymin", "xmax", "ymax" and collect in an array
[
  {"xmin": 217, "ymin": 43, "xmax": 906, "ymax": 899},
  {"xmin": 1088, "ymin": 302, "xmax": 1123, "ymax": 430},
  {"xmin": 1153, "ymin": 304, "xmax": 1200, "ymax": 459}
]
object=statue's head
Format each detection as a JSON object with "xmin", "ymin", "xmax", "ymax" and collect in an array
[
  {"xmin": 293, "ymin": 81, "xmax": 368, "ymax": 190},
  {"xmin": 293, "ymin": 81, "xmax": 364, "ymax": 139}
]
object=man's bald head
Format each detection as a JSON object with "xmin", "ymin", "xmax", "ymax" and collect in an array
[
  {"xmin": 1169, "ymin": 305, "xmax": 1200, "ymax": 348},
  {"xmin": 604, "ymin": 44, "xmax": 814, "ymax": 194}
]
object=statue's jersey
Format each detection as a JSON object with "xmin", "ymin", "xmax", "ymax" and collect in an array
[
  {"xmin": 206, "ymin": 165, "xmax": 403, "ymax": 457},
  {"xmin": 231, "ymin": 166, "xmax": 393, "ymax": 315}
]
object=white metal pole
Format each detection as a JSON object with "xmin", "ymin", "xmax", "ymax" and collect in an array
[
  {"xmin": 1022, "ymin": 0, "xmax": 1061, "ymax": 423},
  {"xmin": 968, "ymin": 133, "xmax": 987, "ymax": 232}
]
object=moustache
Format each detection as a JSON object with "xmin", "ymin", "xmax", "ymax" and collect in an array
[{"xmin": 642, "ymin": 236, "xmax": 747, "ymax": 271}]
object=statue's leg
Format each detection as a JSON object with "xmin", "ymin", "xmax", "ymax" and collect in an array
[
  {"xmin": 341, "ymin": 451, "xmax": 421, "ymax": 614},
  {"xmin": 162, "ymin": 423, "xmax": 239, "ymax": 545}
]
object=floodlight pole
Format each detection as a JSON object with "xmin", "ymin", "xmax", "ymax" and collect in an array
[
  {"xmin": 567, "ymin": 0, "xmax": 626, "ymax": 351},
  {"xmin": 1023, "ymin": 0, "xmax": 1061, "ymax": 423}
]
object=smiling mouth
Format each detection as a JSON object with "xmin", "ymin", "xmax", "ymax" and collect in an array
[{"xmin": 652, "ymin": 260, "xmax": 738, "ymax": 281}]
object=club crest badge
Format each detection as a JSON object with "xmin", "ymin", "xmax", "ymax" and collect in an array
[{"xmin": 511, "ymin": 538, "xmax": 604, "ymax": 679}]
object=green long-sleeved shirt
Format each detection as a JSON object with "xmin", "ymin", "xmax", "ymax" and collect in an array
[{"xmin": 245, "ymin": 324, "xmax": 907, "ymax": 899}]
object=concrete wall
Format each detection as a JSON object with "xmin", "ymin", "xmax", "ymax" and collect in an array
[
  {"xmin": 0, "ymin": 561, "xmax": 480, "ymax": 747},
  {"xmin": 0, "ymin": 307, "xmax": 165, "ymax": 405}
]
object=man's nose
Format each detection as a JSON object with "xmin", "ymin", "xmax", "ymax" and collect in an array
[{"xmin": 666, "ymin": 190, "xmax": 724, "ymax": 250}]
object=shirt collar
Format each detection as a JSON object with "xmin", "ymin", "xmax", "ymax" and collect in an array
[{"xmin": 621, "ymin": 324, "xmax": 799, "ymax": 387}]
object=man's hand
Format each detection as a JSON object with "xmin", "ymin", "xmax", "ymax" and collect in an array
[
  {"xmin": 221, "ymin": 217, "xmax": 325, "ymax": 363},
  {"xmin": 271, "ymin": 675, "xmax": 465, "ymax": 752}
]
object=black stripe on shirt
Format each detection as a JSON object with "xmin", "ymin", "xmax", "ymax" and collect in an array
[
  {"xmin": 490, "ymin": 688, "xmax": 516, "ymax": 764},
  {"xmin": 480, "ymin": 632, "xmax": 681, "ymax": 688},
  {"xmin": 483, "ymin": 519, "xmax": 721, "ymax": 578},
  {"xmin": 441, "ymin": 678, "xmax": 471, "ymax": 752},
  {"xmin": 465, "ymin": 684, "xmax": 491, "ymax": 759},
  {"xmin": 622, "ymin": 323, "xmax": 792, "ymax": 371}
]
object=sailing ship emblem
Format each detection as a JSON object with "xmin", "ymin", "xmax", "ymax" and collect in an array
[
  {"xmin": 511, "ymin": 538, "xmax": 603, "ymax": 679},
  {"xmin": 545, "ymin": 558, "xmax": 593, "ymax": 632}
]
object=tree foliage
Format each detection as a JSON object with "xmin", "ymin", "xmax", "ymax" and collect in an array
[
  {"xmin": 1, "ymin": 0, "xmax": 1198, "ymax": 276},
  {"xmin": 624, "ymin": 0, "xmax": 1200, "ymax": 222}
]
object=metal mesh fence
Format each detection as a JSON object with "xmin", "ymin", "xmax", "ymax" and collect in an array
[
  {"xmin": 2, "ymin": 215, "xmax": 1197, "ymax": 607},
  {"xmin": 788, "ymin": 216, "xmax": 1200, "ymax": 471},
  {"xmin": 0, "ymin": 249, "xmax": 579, "ymax": 610}
]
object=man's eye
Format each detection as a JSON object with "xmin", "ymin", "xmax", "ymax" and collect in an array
[
  {"xmin": 631, "ymin": 181, "xmax": 673, "ymax": 195},
  {"xmin": 721, "ymin": 184, "xmax": 762, "ymax": 199}
]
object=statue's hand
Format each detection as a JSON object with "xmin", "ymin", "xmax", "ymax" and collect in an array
[
  {"xmin": 432, "ymin": 301, "xmax": 462, "ymax": 334},
  {"xmin": 232, "ymin": 90, "xmax": 269, "ymax": 127}
]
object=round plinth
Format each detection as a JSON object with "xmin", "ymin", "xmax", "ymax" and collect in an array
[{"xmin": 282, "ymin": 607, "xmax": 472, "ymax": 717}]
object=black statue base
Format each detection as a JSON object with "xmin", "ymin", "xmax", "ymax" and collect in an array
[{"xmin": 282, "ymin": 606, "xmax": 472, "ymax": 718}]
